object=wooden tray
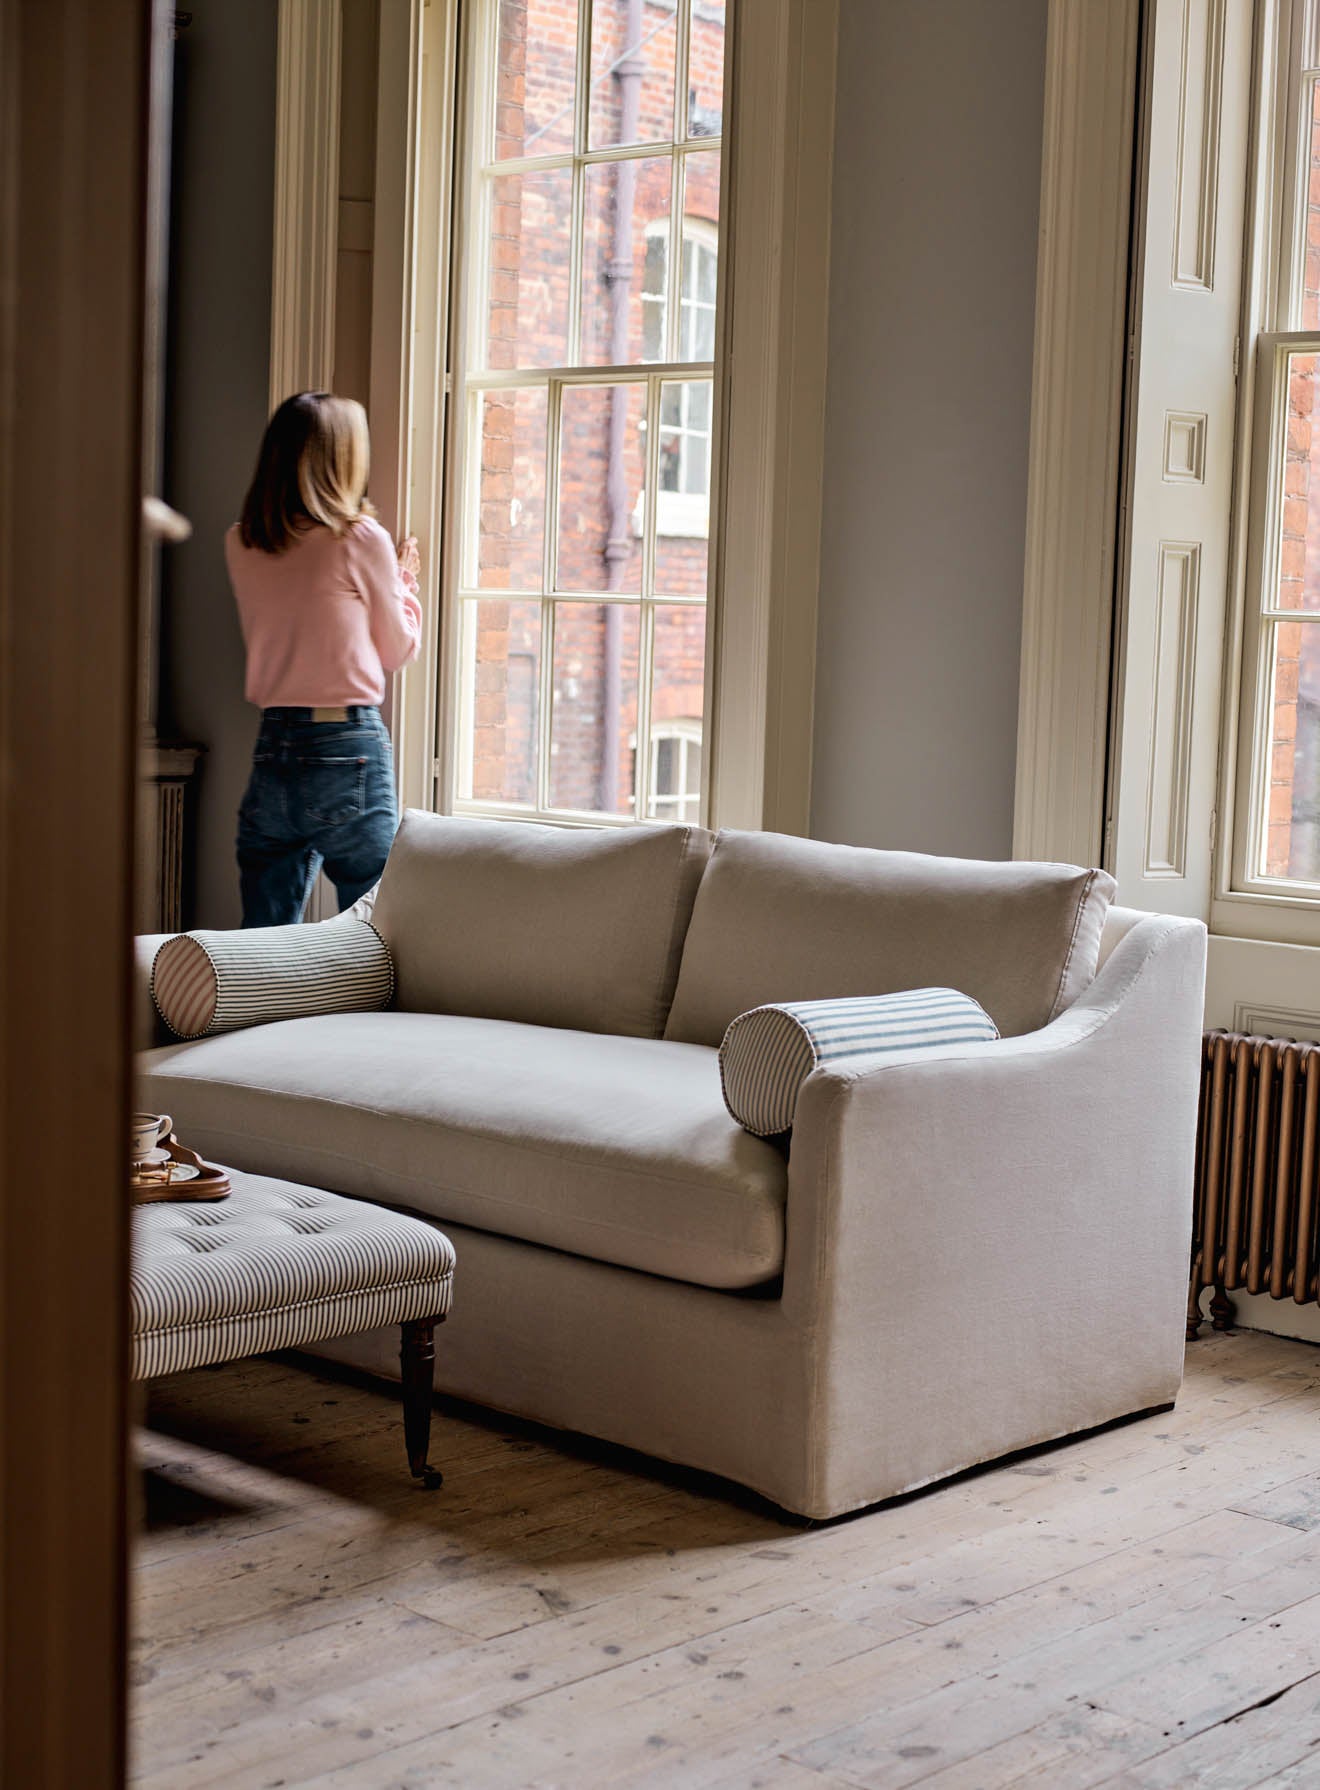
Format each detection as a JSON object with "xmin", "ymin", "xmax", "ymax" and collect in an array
[{"xmin": 131, "ymin": 1137, "xmax": 231, "ymax": 1204}]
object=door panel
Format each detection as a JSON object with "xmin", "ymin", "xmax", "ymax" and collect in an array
[{"xmin": 1109, "ymin": 0, "xmax": 1254, "ymax": 915}]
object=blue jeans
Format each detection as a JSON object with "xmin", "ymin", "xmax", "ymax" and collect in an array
[{"xmin": 237, "ymin": 706, "xmax": 398, "ymax": 927}]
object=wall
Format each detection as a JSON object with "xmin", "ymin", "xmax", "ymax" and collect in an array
[
  {"xmin": 161, "ymin": 0, "xmax": 278, "ymax": 928},
  {"xmin": 163, "ymin": 1, "xmax": 379, "ymax": 927},
  {"xmin": 335, "ymin": 0, "xmax": 381, "ymax": 405},
  {"xmin": 809, "ymin": 0, "xmax": 1048, "ymax": 860}
]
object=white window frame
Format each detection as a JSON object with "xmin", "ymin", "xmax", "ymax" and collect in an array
[
  {"xmin": 1217, "ymin": 0, "xmax": 1320, "ymax": 937},
  {"xmin": 374, "ymin": 0, "xmax": 837, "ymax": 837},
  {"xmin": 441, "ymin": 0, "xmax": 723, "ymax": 829}
]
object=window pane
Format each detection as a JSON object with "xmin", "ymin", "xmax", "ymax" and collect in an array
[
  {"xmin": 1301, "ymin": 78, "xmax": 1320, "ymax": 328},
  {"xmin": 654, "ymin": 378, "xmax": 711, "ymax": 595},
  {"xmin": 459, "ymin": 599, "xmax": 542, "ymax": 804},
  {"xmin": 1261, "ymin": 621, "xmax": 1320, "ymax": 879},
  {"xmin": 680, "ymin": 146, "xmax": 721, "ymax": 255},
  {"xmin": 581, "ymin": 156, "xmax": 674, "ymax": 365},
  {"xmin": 474, "ymin": 388, "xmax": 547, "ymax": 591},
  {"xmin": 548, "ymin": 601, "xmax": 641, "ymax": 813},
  {"xmin": 494, "ymin": 0, "xmax": 576, "ymax": 162},
  {"xmin": 679, "ymin": 234, "xmax": 718, "ymax": 359},
  {"xmin": 686, "ymin": 1, "xmax": 726, "ymax": 140},
  {"xmin": 647, "ymin": 602, "xmax": 705, "ymax": 823},
  {"xmin": 589, "ymin": 0, "xmax": 677, "ymax": 150},
  {"xmin": 486, "ymin": 169, "xmax": 572, "ymax": 370},
  {"xmin": 556, "ymin": 381, "xmax": 646, "ymax": 593},
  {"xmin": 1272, "ymin": 352, "xmax": 1320, "ymax": 612}
]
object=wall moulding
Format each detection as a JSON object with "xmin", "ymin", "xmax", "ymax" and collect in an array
[
  {"xmin": 270, "ymin": 0, "xmax": 343, "ymax": 409},
  {"xmin": 707, "ymin": 0, "xmax": 838, "ymax": 835},
  {"xmin": 1013, "ymin": 0, "xmax": 1141, "ymax": 868},
  {"xmin": 1171, "ymin": 0, "xmax": 1227, "ymax": 291},
  {"xmin": 1144, "ymin": 539, "xmax": 1201, "ymax": 877}
]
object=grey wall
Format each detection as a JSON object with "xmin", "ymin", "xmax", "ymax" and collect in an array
[
  {"xmin": 161, "ymin": 0, "xmax": 278, "ymax": 927},
  {"xmin": 810, "ymin": 0, "xmax": 1048, "ymax": 859}
]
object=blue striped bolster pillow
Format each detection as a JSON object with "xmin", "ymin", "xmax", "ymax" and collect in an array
[
  {"xmin": 151, "ymin": 920, "xmax": 394, "ymax": 1040},
  {"xmin": 719, "ymin": 988, "xmax": 1000, "ymax": 1136}
]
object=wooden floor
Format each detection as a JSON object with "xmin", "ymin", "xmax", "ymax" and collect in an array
[{"xmin": 132, "ymin": 1328, "xmax": 1320, "ymax": 1790}]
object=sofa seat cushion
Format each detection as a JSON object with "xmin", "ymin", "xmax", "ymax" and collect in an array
[{"xmin": 138, "ymin": 1012, "xmax": 787, "ymax": 1291}]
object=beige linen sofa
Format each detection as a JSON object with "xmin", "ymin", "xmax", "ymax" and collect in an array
[{"xmin": 138, "ymin": 815, "xmax": 1207, "ymax": 1519}]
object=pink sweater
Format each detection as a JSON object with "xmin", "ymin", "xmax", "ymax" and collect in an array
[{"xmin": 226, "ymin": 516, "xmax": 423, "ymax": 709}]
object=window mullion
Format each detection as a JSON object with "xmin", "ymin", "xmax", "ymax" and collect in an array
[
  {"xmin": 674, "ymin": 0, "xmax": 692, "ymax": 144},
  {"xmin": 540, "ymin": 378, "xmax": 565, "ymax": 812},
  {"xmin": 665, "ymin": 151, "xmax": 685, "ymax": 366},
  {"xmin": 636, "ymin": 372, "xmax": 664, "ymax": 820}
]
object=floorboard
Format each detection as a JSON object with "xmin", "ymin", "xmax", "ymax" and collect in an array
[{"xmin": 131, "ymin": 1329, "xmax": 1320, "ymax": 1789}]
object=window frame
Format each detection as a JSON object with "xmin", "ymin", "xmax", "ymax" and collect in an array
[
  {"xmin": 383, "ymin": 0, "xmax": 838, "ymax": 837},
  {"xmin": 440, "ymin": 0, "xmax": 727, "ymax": 830},
  {"xmin": 1218, "ymin": 0, "xmax": 1320, "ymax": 936}
]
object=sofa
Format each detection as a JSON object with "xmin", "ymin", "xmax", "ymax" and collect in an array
[{"xmin": 137, "ymin": 814, "xmax": 1207, "ymax": 1520}]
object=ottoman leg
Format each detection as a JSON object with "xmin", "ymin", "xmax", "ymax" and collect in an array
[{"xmin": 399, "ymin": 1317, "xmax": 444, "ymax": 1489}]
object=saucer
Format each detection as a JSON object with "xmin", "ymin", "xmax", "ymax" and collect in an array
[
  {"xmin": 131, "ymin": 1160, "xmax": 200, "ymax": 1185},
  {"xmin": 134, "ymin": 1146, "xmax": 170, "ymax": 1166}
]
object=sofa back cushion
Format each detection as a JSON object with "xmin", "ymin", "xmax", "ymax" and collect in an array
[
  {"xmin": 372, "ymin": 810, "xmax": 713, "ymax": 1037},
  {"xmin": 664, "ymin": 830, "xmax": 1116, "ymax": 1045}
]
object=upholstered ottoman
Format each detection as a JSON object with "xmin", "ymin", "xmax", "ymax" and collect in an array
[{"xmin": 131, "ymin": 1169, "xmax": 455, "ymax": 1487}]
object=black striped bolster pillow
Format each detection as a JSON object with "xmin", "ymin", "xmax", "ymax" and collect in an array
[
  {"xmin": 719, "ymin": 988, "xmax": 999, "ymax": 1136},
  {"xmin": 151, "ymin": 920, "xmax": 394, "ymax": 1040}
]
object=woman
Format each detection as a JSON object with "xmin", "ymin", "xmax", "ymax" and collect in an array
[{"xmin": 227, "ymin": 391, "xmax": 422, "ymax": 926}]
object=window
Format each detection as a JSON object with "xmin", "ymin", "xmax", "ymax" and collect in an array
[
  {"xmin": 637, "ymin": 216, "xmax": 716, "ymax": 537},
  {"xmin": 639, "ymin": 716, "xmax": 702, "ymax": 822},
  {"xmin": 447, "ymin": 0, "xmax": 726, "ymax": 825},
  {"xmin": 1238, "ymin": 3, "xmax": 1320, "ymax": 894}
]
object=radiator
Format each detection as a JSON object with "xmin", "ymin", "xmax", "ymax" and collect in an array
[
  {"xmin": 1189, "ymin": 1030, "xmax": 1320, "ymax": 1338},
  {"xmin": 142, "ymin": 741, "xmax": 202, "ymax": 934}
]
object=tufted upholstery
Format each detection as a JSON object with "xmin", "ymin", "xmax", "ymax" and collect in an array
[{"xmin": 131, "ymin": 1170, "xmax": 455, "ymax": 1380}]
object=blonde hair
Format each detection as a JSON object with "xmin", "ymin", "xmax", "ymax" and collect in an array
[{"xmin": 239, "ymin": 391, "xmax": 377, "ymax": 552}]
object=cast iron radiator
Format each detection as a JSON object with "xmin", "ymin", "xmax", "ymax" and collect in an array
[{"xmin": 1189, "ymin": 1030, "xmax": 1320, "ymax": 1338}]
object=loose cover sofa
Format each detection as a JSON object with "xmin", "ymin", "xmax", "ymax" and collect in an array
[{"xmin": 138, "ymin": 815, "xmax": 1207, "ymax": 1519}]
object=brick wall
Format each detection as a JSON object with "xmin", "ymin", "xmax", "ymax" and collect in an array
[{"xmin": 469, "ymin": 0, "xmax": 722, "ymax": 814}]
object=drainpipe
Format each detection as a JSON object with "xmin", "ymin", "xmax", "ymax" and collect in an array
[{"xmin": 599, "ymin": 0, "xmax": 644, "ymax": 814}]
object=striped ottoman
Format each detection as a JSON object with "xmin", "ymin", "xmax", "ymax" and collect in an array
[{"xmin": 132, "ymin": 1169, "xmax": 455, "ymax": 1488}]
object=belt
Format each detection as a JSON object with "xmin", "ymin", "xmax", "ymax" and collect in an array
[{"xmin": 262, "ymin": 705, "xmax": 365, "ymax": 723}]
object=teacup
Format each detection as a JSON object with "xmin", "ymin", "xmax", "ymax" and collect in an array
[{"xmin": 131, "ymin": 1111, "xmax": 173, "ymax": 1163}]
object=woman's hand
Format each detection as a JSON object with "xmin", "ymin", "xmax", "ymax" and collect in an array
[{"xmin": 396, "ymin": 534, "xmax": 421, "ymax": 593}]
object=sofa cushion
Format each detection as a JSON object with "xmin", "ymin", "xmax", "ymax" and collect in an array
[
  {"xmin": 372, "ymin": 810, "xmax": 712, "ymax": 1038},
  {"xmin": 138, "ymin": 1011, "xmax": 786, "ymax": 1290},
  {"xmin": 719, "ymin": 988, "xmax": 999, "ymax": 1136},
  {"xmin": 665, "ymin": 831, "xmax": 1116, "ymax": 1045},
  {"xmin": 151, "ymin": 919, "xmax": 393, "ymax": 1038}
]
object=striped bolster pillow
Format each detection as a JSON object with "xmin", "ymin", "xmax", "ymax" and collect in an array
[
  {"xmin": 719, "ymin": 988, "xmax": 999, "ymax": 1137},
  {"xmin": 151, "ymin": 920, "xmax": 394, "ymax": 1040}
]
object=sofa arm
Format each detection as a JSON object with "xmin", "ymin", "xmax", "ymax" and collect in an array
[
  {"xmin": 136, "ymin": 933, "xmax": 178, "ymax": 1046},
  {"xmin": 781, "ymin": 912, "xmax": 1206, "ymax": 1515}
]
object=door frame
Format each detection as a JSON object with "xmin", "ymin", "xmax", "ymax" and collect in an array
[{"xmin": 0, "ymin": 0, "xmax": 150, "ymax": 1782}]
